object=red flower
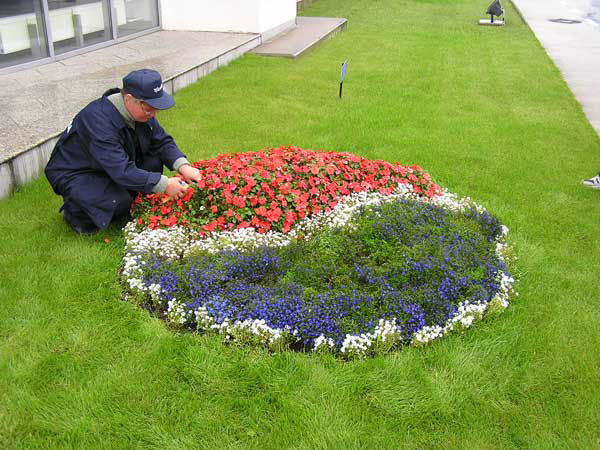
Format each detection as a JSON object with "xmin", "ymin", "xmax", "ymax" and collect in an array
[
  {"xmin": 232, "ymin": 196, "xmax": 246, "ymax": 208},
  {"xmin": 132, "ymin": 146, "xmax": 439, "ymax": 233},
  {"xmin": 161, "ymin": 216, "xmax": 178, "ymax": 227},
  {"xmin": 204, "ymin": 221, "xmax": 218, "ymax": 232},
  {"xmin": 285, "ymin": 211, "xmax": 297, "ymax": 223},
  {"xmin": 182, "ymin": 187, "xmax": 195, "ymax": 201},
  {"xmin": 266, "ymin": 208, "xmax": 282, "ymax": 222}
]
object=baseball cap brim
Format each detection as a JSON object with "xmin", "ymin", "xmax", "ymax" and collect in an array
[{"xmin": 144, "ymin": 91, "xmax": 175, "ymax": 110}]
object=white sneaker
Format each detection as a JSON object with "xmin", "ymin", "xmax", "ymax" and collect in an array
[{"xmin": 582, "ymin": 173, "xmax": 600, "ymax": 189}]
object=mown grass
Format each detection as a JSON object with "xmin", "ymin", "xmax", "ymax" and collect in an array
[{"xmin": 1, "ymin": 0, "xmax": 600, "ymax": 447}]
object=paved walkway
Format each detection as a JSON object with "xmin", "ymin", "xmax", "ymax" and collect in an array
[
  {"xmin": 512, "ymin": 0, "xmax": 600, "ymax": 135},
  {"xmin": 252, "ymin": 16, "xmax": 347, "ymax": 58},
  {"xmin": 0, "ymin": 30, "xmax": 259, "ymax": 163},
  {"xmin": 0, "ymin": 15, "xmax": 349, "ymax": 200}
]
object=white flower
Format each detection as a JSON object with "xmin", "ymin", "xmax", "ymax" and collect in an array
[
  {"xmin": 121, "ymin": 181, "xmax": 518, "ymax": 356},
  {"xmin": 166, "ymin": 298, "xmax": 190, "ymax": 324}
]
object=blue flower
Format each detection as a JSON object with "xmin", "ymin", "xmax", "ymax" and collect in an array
[{"xmin": 131, "ymin": 197, "xmax": 511, "ymax": 352}]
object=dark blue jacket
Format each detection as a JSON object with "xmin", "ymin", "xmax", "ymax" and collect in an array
[{"xmin": 45, "ymin": 88, "xmax": 185, "ymax": 228}]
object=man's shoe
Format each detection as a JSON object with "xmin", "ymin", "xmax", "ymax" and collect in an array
[
  {"xmin": 63, "ymin": 209, "xmax": 99, "ymax": 235},
  {"xmin": 112, "ymin": 213, "xmax": 132, "ymax": 230},
  {"xmin": 582, "ymin": 173, "xmax": 600, "ymax": 189}
]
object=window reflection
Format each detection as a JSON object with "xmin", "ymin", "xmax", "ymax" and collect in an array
[
  {"xmin": 0, "ymin": 0, "xmax": 49, "ymax": 69},
  {"xmin": 115, "ymin": 0, "xmax": 158, "ymax": 38},
  {"xmin": 47, "ymin": 0, "xmax": 112, "ymax": 55},
  {"xmin": 0, "ymin": 0, "xmax": 160, "ymax": 70}
]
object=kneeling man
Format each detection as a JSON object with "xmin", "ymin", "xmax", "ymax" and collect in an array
[{"xmin": 45, "ymin": 68, "xmax": 201, "ymax": 234}]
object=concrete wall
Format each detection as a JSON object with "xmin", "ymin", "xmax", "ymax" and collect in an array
[{"xmin": 160, "ymin": 0, "xmax": 296, "ymax": 34}]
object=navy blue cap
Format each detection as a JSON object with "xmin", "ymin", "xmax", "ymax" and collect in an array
[{"xmin": 122, "ymin": 69, "xmax": 175, "ymax": 110}]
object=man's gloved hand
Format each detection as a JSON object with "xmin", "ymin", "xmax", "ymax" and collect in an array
[
  {"xmin": 165, "ymin": 176, "xmax": 189, "ymax": 200},
  {"xmin": 179, "ymin": 164, "xmax": 202, "ymax": 184}
]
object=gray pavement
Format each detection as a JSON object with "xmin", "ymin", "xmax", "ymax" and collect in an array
[
  {"xmin": 252, "ymin": 16, "xmax": 347, "ymax": 58},
  {"xmin": 0, "ymin": 17, "xmax": 350, "ymax": 200},
  {"xmin": 0, "ymin": 30, "xmax": 263, "ymax": 199},
  {"xmin": 0, "ymin": 30, "xmax": 259, "ymax": 164},
  {"xmin": 512, "ymin": 0, "xmax": 600, "ymax": 135}
]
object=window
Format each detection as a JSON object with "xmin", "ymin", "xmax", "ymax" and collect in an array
[
  {"xmin": 48, "ymin": 0, "xmax": 112, "ymax": 55},
  {"xmin": 0, "ymin": 0, "xmax": 49, "ymax": 69},
  {"xmin": 115, "ymin": 0, "xmax": 158, "ymax": 38},
  {"xmin": 0, "ymin": 0, "xmax": 160, "ymax": 71}
]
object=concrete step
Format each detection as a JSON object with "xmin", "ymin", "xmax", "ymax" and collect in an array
[{"xmin": 251, "ymin": 16, "xmax": 347, "ymax": 59}]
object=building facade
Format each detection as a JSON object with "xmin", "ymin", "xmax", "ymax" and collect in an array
[{"xmin": 0, "ymin": 0, "xmax": 296, "ymax": 72}]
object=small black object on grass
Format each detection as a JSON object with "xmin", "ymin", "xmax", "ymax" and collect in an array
[{"xmin": 480, "ymin": 0, "xmax": 505, "ymax": 26}]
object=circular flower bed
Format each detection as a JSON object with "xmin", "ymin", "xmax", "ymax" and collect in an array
[{"xmin": 121, "ymin": 147, "xmax": 516, "ymax": 358}]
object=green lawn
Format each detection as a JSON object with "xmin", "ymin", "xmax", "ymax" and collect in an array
[{"xmin": 2, "ymin": 0, "xmax": 600, "ymax": 448}]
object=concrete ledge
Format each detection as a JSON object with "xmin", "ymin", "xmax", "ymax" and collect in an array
[
  {"xmin": 0, "ymin": 34, "xmax": 261, "ymax": 200},
  {"xmin": 12, "ymin": 136, "xmax": 60, "ymax": 187},
  {"xmin": 0, "ymin": 164, "xmax": 15, "ymax": 199},
  {"xmin": 262, "ymin": 19, "xmax": 297, "ymax": 43},
  {"xmin": 479, "ymin": 19, "xmax": 505, "ymax": 26},
  {"xmin": 0, "ymin": 135, "xmax": 60, "ymax": 200},
  {"xmin": 251, "ymin": 16, "xmax": 347, "ymax": 59}
]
